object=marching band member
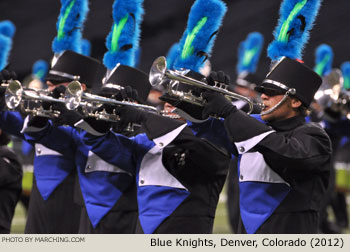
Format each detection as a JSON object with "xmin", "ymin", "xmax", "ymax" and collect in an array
[
  {"xmin": 23, "ymin": 0, "xmax": 144, "ymax": 233},
  {"xmin": 202, "ymin": 0, "xmax": 332, "ymax": 234},
  {"xmin": 0, "ymin": 20, "xmax": 22, "ymax": 234},
  {"xmin": 0, "ymin": 0, "xmax": 96, "ymax": 233},
  {"xmin": 78, "ymin": 0, "xmax": 232, "ymax": 234},
  {"xmin": 22, "ymin": 50, "xmax": 106, "ymax": 233},
  {"xmin": 0, "ymin": 128, "xmax": 22, "ymax": 234},
  {"xmin": 320, "ymin": 61, "xmax": 350, "ymax": 232},
  {"xmin": 312, "ymin": 44, "xmax": 341, "ymax": 233}
]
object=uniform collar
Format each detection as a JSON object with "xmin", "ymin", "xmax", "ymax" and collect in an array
[{"xmin": 267, "ymin": 115, "xmax": 305, "ymax": 132}]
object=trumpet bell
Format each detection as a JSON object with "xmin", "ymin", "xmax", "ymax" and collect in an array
[
  {"xmin": 315, "ymin": 69, "xmax": 343, "ymax": 104},
  {"xmin": 65, "ymin": 81, "xmax": 83, "ymax": 110},
  {"xmin": 149, "ymin": 56, "xmax": 257, "ymax": 116},
  {"xmin": 149, "ymin": 56, "xmax": 167, "ymax": 87},
  {"xmin": 5, "ymin": 80, "xmax": 23, "ymax": 109}
]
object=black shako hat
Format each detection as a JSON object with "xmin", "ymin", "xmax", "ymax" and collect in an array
[
  {"xmin": 104, "ymin": 64, "xmax": 151, "ymax": 104},
  {"xmin": 159, "ymin": 70, "xmax": 207, "ymax": 121},
  {"xmin": 46, "ymin": 50, "xmax": 105, "ymax": 89},
  {"xmin": 255, "ymin": 57, "xmax": 322, "ymax": 108}
]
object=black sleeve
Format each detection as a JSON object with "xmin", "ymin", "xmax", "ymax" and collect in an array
[
  {"xmin": 255, "ymin": 123, "xmax": 332, "ymax": 173},
  {"xmin": 224, "ymin": 110, "xmax": 273, "ymax": 143},
  {"xmin": 0, "ymin": 146, "xmax": 22, "ymax": 188},
  {"xmin": 141, "ymin": 112, "xmax": 187, "ymax": 140}
]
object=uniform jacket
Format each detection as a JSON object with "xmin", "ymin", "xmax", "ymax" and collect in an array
[
  {"xmin": 22, "ymin": 120, "xmax": 136, "ymax": 229},
  {"xmin": 82, "ymin": 115, "xmax": 232, "ymax": 234},
  {"xmin": 0, "ymin": 111, "xmax": 76, "ymax": 200},
  {"xmin": 223, "ymin": 112, "xmax": 332, "ymax": 233},
  {"xmin": 0, "ymin": 145, "xmax": 22, "ymax": 232}
]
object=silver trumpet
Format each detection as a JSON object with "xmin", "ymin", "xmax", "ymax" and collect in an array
[
  {"xmin": 149, "ymin": 56, "xmax": 260, "ymax": 114},
  {"xmin": 5, "ymin": 80, "xmax": 65, "ymax": 117},
  {"xmin": 64, "ymin": 81, "xmax": 159, "ymax": 123}
]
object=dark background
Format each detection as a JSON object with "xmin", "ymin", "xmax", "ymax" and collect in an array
[{"xmin": 1, "ymin": 0, "xmax": 349, "ymax": 81}]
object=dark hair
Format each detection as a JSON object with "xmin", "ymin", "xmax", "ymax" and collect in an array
[
  {"xmin": 289, "ymin": 96, "xmax": 310, "ymax": 117},
  {"xmin": 297, "ymin": 105, "xmax": 310, "ymax": 117}
]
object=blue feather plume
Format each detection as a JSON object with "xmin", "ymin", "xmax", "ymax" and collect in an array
[
  {"xmin": 268, "ymin": 0, "xmax": 322, "ymax": 61},
  {"xmin": 32, "ymin": 60, "xmax": 49, "ymax": 82},
  {"xmin": 166, "ymin": 43, "xmax": 180, "ymax": 70},
  {"xmin": 0, "ymin": 20, "xmax": 16, "ymax": 38},
  {"xmin": 103, "ymin": 0, "xmax": 144, "ymax": 69},
  {"xmin": 0, "ymin": 35, "xmax": 11, "ymax": 71},
  {"xmin": 341, "ymin": 62, "xmax": 350, "ymax": 91},
  {"xmin": 314, "ymin": 44, "xmax": 333, "ymax": 77},
  {"xmin": 172, "ymin": 0, "xmax": 227, "ymax": 72},
  {"xmin": 81, "ymin": 39, "xmax": 91, "ymax": 56},
  {"xmin": 0, "ymin": 20, "xmax": 15, "ymax": 71},
  {"xmin": 236, "ymin": 32, "xmax": 264, "ymax": 75},
  {"xmin": 52, "ymin": 0, "xmax": 89, "ymax": 54}
]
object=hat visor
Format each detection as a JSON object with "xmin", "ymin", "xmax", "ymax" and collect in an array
[
  {"xmin": 254, "ymin": 83, "xmax": 286, "ymax": 96},
  {"xmin": 45, "ymin": 73, "xmax": 73, "ymax": 85}
]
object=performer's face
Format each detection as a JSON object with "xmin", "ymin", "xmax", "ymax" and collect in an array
[
  {"xmin": 260, "ymin": 93, "xmax": 302, "ymax": 122},
  {"xmin": 46, "ymin": 81, "xmax": 70, "ymax": 92}
]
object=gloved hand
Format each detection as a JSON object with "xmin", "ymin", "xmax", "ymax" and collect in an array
[
  {"xmin": 51, "ymin": 103, "xmax": 84, "ymax": 127},
  {"xmin": 41, "ymin": 85, "xmax": 67, "ymax": 110},
  {"xmin": 106, "ymin": 86, "xmax": 141, "ymax": 131},
  {"xmin": 26, "ymin": 85, "xmax": 68, "ymax": 127},
  {"xmin": 96, "ymin": 86, "xmax": 138, "ymax": 113},
  {"xmin": 202, "ymin": 91, "xmax": 237, "ymax": 119},
  {"xmin": 51, "ymin": 85, "xmax": 66, "ymax": 99},
  {"xmin": 112, "ymin": 86, "xmax": 138, "ymax": 102},
  {"xmin": 46, "ymin": 85, "xmax": 83, "ymax": 127},
  {"xmin": 75, "ymin": 86, "xmax": 138, "ymax": 134},
  {"xmin": 205, "ymin": 71, "xmax": 230, "ymax": 87},
  {"xmin": 0, "ymin": 69, "xmax": 17, "ymax": 82},
  {"xmin": 113, "ymin": 106, "xmax": 148, "ymax": 131}
]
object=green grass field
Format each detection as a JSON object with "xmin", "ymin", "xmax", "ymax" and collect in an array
[{"xmin": 10, "ymin": 190, "xmax": 350, "ymax": 234}]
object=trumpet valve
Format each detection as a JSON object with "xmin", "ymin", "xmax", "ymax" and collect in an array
[{"xmin": 213, "ymin": 81, "xmax": 228, "ymax": 90}]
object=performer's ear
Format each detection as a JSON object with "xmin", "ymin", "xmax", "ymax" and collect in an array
[
  {"xmin": 81, "ymin": 83, "xmax": 87, "ymax": 91},
  {"xmin": 290, "ymin": 97, "xmax": 302, "ymax": 109}
]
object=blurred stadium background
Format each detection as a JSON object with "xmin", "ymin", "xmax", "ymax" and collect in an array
[{"xmin": 1, "ymin": 0, "xmax": 350, "ymax": 81}]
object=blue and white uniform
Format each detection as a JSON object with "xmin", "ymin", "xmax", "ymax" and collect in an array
[
  {"xmin": 223, "ymin": 111, "xmax": 331, "ymax": 233},
  {"xmin": 22, "ymin": 119, "xmax": 137, "ymax": 233},
  {"xmin": 0, "ymin": 111, "xmax": 80, "ymax": 233},
  {"xmin": 81, "ymin": 115, "xmax": 232, "ymax": 234}
]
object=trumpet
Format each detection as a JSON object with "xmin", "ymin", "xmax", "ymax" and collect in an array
[
  {"xmin": 5, "ymin": 80, "xmax": 65, "ymax": 118},
  {"xmin": 64, "ymin": 81, "xmax": 159, "ymax": 122},
  {"xmin": 313, "ymin": 69, "xmax": 350, "ymax": 119},
  {"xmin": 149, "ymin": 56, "xmax": 262, "ymax": 114}
]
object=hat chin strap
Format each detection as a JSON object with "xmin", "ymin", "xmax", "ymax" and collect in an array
[{"xmin": 260, "ymin": 88, "xmax": 296, "ymax": 116}]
